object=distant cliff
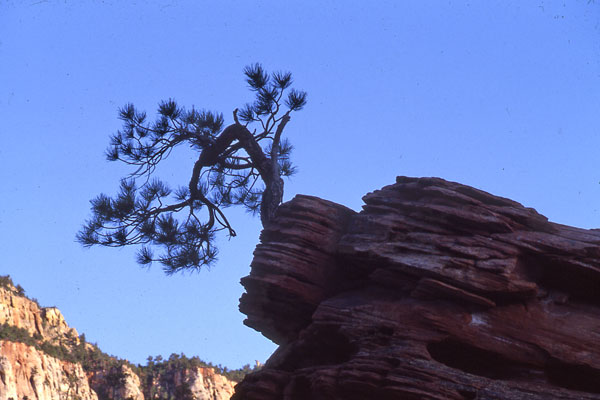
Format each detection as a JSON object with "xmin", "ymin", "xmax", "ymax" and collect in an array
[{"xmin": 0, "ymin": 276, "xmax": 239, "ymax": 400}]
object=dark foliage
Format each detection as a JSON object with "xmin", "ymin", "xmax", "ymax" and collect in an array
[
  {"xmin": 0, "ymin": 323, "xmax": 37, "ymax": 347},
  {"xmin": 78, "ymin": 64, "xmax": 306, "ymax": 274},
  {"xmin": 0, "ymin": 275, "xmax": 26, "ymax": 297}
]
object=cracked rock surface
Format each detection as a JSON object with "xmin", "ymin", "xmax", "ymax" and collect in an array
[{"xmin": 234, "ymin": 176, "xmax": 600, "ymax": 400}]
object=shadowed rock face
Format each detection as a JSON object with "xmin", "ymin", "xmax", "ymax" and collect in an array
[{"xmin": 234, "ymin": 177, "xmax": 600, "ymax": 400}]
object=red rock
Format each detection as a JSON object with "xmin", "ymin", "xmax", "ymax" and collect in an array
[{"xmin": 234, "ymin": 177, "xmax": 600, "ymax": 399}]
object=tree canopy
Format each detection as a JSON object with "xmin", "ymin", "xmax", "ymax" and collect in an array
[{"xmin": 78, "ymin": 64, "xmax": 307, "ymax": 274}]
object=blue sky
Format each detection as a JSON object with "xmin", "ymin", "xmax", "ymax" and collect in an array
[{"xmin": 0, "ymin": 1, "xmax": 598, "ymax": 368}]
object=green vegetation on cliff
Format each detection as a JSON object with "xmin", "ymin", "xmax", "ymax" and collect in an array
[
  {"xmin": 0, "ymin": 321, "xmax": 122, "ymax": 370},
  {"xmin": 0, "ymin": 319, "xmax": 257, "ymax": 385},
  {"xmin": 142, "ymin": 353, "xmax": 260, "ymax": 384},
  {"xmin": 0, "ymin": 274, "xmax": 259, "ymax": 397},
  {"xmin": 0, "ymin": 275, "xmax": 26, "ymax": 297},
  {"xmin": 0, "ymin": 323, "xmax": 38, "ymax": 346}
]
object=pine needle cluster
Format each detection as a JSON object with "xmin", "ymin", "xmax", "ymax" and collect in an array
[{"xmin": 78, "ymin": 64, "xmax": 306, "ymax": 273}]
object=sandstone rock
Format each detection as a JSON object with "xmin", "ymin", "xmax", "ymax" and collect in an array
[
  {"xmin": 120, "ymin": 365, "xmax": 145, "ymax": 400},
  {"xmin": 239, "ymin": 195, "xmax": 356, "ymax": 344},
  {"xmin": 0, "ymin": 341, "xmax": 97, "ymax": 400},
  {"xmin": 1, "ymin": 282, "xmax": 238, "ymax": 400},
  {"xmin": 234, "ymin": 177, "xmax": 600, "ymax": 399},
  {"xmin": 0, "ymin": 288, "xmax": 44, "ymax": 339},
  {"xmin": 90, "ymin": 364, "xmax": 145, "ymax": 400},
  {"xmin": 0, "ymin": 286, "xmax": 79, "ymax": 346},
  {"xmin": 142, "ymin": 365, "xmax": 235, "ymax": 400},
  {"xmin": 42, "ymin": 307, "xmax": 79, "ymax": 341},
  {"xmin": 180, "ymin": 367, "xmax": 236, "ymax": 400},
  {"xmin": 86, "ymin": 360, "xmax": 239, "ymax": 400}
]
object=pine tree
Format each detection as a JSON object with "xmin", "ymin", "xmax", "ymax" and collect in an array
[{"xmin": 78, "ymin": 64, "xmax": 306, "ymax": 273}]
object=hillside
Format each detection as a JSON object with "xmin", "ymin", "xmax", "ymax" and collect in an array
[{"xmin": 0, "ymin": 275, "xmax": 250, "ymax": 400}]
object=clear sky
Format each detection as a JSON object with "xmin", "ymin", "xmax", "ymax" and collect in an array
[{"xmin": 0, "ymin": 1, "xmax": 598, "ymax": 369}]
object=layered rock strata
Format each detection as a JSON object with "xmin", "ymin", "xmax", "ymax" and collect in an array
[
  {"xmin": 234, "ymin": 177, "xmax": 600, "ymax": 399},
  {"xmin": 0, "ymin": 283, "xmax": 236, "ymax": 400},
  {"xmin": 0, "ymin": 287, "xmax": 79, "ymax": 346},
  {"xmin": 0, "ymin": 341, "xmax": 97, "ymax": 400}
]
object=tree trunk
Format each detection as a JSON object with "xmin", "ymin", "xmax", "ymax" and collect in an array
[{"xmin": 191, "ymin": 123, "xmax": 282, "ymax": 228}]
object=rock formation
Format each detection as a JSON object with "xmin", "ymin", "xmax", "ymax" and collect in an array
[
  {"xmin": 0, "ymin": 281, "xmax": 94, "ymax": 400},
  {"xmin": 143, "ymin": 366, "xmax": 235, "ymax": 400},
  {"xmin": 234, "ymin": 176, "xmax": 600, "ymax": 399},
  {"xmin": 0, "ymin": 287, "xmax": 79, "ymax": 346},
  {"xmin": 186, "ymin": 367, "xmax": 235, "ymax": 400},
  {"xmin": 0, "ymin": 279, "xmax": 237, "ymax": 400},
  {"xmin": 0, "ymin": 341, "xmax": 97, "ymax": 400},
  {"xmin": 88, "ymin": 364, "xmax": 145, "ymax": 400}
]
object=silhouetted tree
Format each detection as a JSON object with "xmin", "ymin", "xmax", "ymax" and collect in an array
[{"xmin": 78, "ymin": 64, "xmax": 306, "ymax": 273}]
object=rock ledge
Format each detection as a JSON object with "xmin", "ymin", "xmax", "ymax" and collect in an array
[{"xmin": 234, "ymin": 177, "xmax": 600, "ymax": 400}]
